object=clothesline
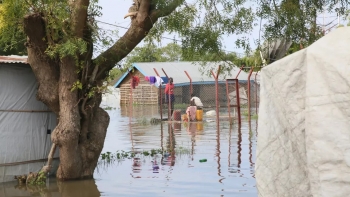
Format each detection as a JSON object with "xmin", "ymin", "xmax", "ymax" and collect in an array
[{"xmin": 145, "ymin": 76, "xmax": 168, "ymax": 87}]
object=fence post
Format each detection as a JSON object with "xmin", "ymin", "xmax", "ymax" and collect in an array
[
  {"xmin": 232, "ymin": 66, "xmax": 244, "ymax": 126},
  {"xmin": 254, "ymin": 72, "xmax": 259, "ymax": 115},
  {"xmin": 235, "ymin": 66, "xmax": 244, "ymax": 79},
  {"xmin": 210, "ymin": 65, "xmax": 221, "ymax": 127},
  {"xmin": 247, "ymin": 67, "xmax": 254, "ymax": 122},
  {"xmin": 226, "ymin": 79, "xmax": 241, "ymax": 125},
  {"xmin": 162, "ymin": 68, "xmax": 171, "ymax": 120},
  {"xmin": 153, "ymin": 68, "xmax": 162, "ymax": 120},
  {"xmin": 129, "ymin": 74, "xmax": 133, "ymax": 124},
  {"xmin": 235, "ymin": 79, "xmax": 241, "ymax": 126}
]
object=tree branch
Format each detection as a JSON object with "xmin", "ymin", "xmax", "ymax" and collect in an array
[
  {"xmin": 41, "ymin": 143, "xmax": 57, "ymax": 174},
  {"xmin": 150, "ymin": 0, "xmax": 185, "ymax": 18},
  {"xmin": 136, "ymin": 0, "xmax": 151, "ymax": 24},
  {"xmin": 93, "ymin": 0, "xmax": 184, "ymax": 80},
  {"xmin": 69, "ymin": 0, "xmax": 89, "ymax": 37}
]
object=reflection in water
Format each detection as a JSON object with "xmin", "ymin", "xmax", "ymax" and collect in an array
[
  {"xmin": 256, "ymin": 119, "xmax": 258, "ymax": 136},
  {"xmin": 216, "ymin": 125, "xmax": 224, "ymax": 183},
  {"xmin": 132, "ymin": 157, "xmax": 142, "ymax": 173},
  {"xmin": 168, "ymin": 124, "xmax": 176, "ymax": 167},
  {"xmin": 2, "ymin": 179, "xmax": 100, "ymax": 197},
  {"xmin": 186, "ymin": 122, "xmax": 198, "ymax": 161},
  {"xmin": 249, "ymin": 121, "xmax": 254, "ymax": 167},
  {"xmin": 173, "ymin": 122, "xmax": 181, "ymax": 132},
  {"xmin": 237, "ymin": 125, "xmax": 242, "ymax": 168},
  {"xmin": 56, "ymin": 179, "xmax": 100, "ymax": 197},
  {"xmin": 228, "ymin": 124, "xmax": 232, "ymax": 167}
]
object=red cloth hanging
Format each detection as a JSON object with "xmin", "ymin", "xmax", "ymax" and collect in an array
[{"xmin": 131, "ymin": 76, "xmax": 140, "ymax": 89}]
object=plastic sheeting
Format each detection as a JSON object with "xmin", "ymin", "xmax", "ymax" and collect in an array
[
  {"xmin": 256, "ymin": 27, "xmax": 350, "ymax": 196},
  {"xmin": 0, "ymin": 63, "xmax": 58, "ymax": 183}
]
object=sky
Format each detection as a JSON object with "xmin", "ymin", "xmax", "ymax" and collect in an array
[{"xmin": 96, "ymin": 0, "xmax": 347, "ymax": 58}]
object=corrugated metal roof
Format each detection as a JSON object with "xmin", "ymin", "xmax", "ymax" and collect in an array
[
  {"xmin": 114, "ymin": 61, "xmax": 252, "ymax": 88},
  {"xmin": 0, "ymin": 55, "xmax": 28, "ymax": 64}
]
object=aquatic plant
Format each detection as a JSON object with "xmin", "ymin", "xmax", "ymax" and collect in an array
[
  {"xmin": 100, "ymin": 147, "xmax": 192, "ymax": 163},
  {"xmin": 136, "ymin": 117, "xmax": 148, "ymax": 126},
  {"xmin": 103, "ymin": 106, "xmax": 116, "ymax": 110}
]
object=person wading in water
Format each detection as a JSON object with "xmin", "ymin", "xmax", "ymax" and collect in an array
[{"xmin": 165, "ymin": 77, "xmax": 175, "ymax": 117}]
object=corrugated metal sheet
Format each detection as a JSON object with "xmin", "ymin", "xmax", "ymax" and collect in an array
[
  {"xmin": 0, "ymin": 55, "xmax": 28, "ymax": 64},
  {"xmin": 115, "ymin": 61, "xmax": 252, "ymax": 88}
]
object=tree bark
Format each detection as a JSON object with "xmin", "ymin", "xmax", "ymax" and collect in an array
[{"xmin": 24, "ymin": 13, "xmax": 60, "ymax": 114}]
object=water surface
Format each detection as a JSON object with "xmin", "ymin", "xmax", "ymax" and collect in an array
[{"xmin": 0, "ymin": 106, "xmax": 258, "ymax": 197}]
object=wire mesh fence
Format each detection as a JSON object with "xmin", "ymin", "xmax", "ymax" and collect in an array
[
  {"xmin": 119, "ymin": 67, "xmax": 260, "ymax": 123},
  {"xmin": 157, "ymin": 81, "xmax": 260, "ymax": 121}
]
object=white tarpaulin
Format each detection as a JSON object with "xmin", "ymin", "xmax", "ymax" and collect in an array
[
  {"xmin": 0, "ymin": 63, "xmax": 58, "ymax": 183},
  {"xmin": 256, "ymin": 27, "xmax": 350, "ymax": 196}
]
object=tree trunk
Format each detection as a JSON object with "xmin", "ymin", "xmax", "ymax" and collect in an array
[{"xmin": 24, "ymin": 13, "xmax": 110, "ymax": 180}]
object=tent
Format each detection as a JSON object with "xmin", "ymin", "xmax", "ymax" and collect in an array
[
  {"xmin": 0, "ymin": 56, "xmax": 58, "ymax": 183},
  {"xmin": 255, "ymin": 27, "xmax": 350, "ymax": 196}
]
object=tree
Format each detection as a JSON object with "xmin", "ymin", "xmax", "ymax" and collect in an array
[
  {"xmin": 123, "ymin": 42, "xmax": 183, "ymax": 67},
  {"xmin": 0, "ymin": 0, "xmax": 254, "ymax": 181},
  {"xmin": 124, "ymin": 42, "xmax": 249, "ymax": 66},
  {"xmin": 123, "ymin": 38, "xmax": 164, "ymax": 67},
  {"xmin": 258, "ymin": 0, "xmax": 349, "ymax": 49},
  {"xmin": 0, "ymin": 2, "xmax": 27, "ymax": 55}
]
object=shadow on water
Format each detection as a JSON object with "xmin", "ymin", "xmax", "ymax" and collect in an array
[{"xmin": 1, "ymin": 106, "xmax": 258, "ymax": 197}]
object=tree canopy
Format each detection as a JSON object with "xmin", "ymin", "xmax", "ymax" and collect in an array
[{"xmin": 0, "ymin": 2, "xmax": 27, "ymax": 55}]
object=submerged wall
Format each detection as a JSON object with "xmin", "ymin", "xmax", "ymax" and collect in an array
[{"xmin": 255, "ymin": 27, "xmax": 350, "ymax": 197}]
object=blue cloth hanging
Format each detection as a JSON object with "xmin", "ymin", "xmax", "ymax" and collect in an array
[{"xmin": 161, "ymin": 77, "xmax": 168, "ymax": 84}]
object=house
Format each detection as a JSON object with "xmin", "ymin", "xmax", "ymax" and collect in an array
[
  {"xmin": 0, "ymin": 55, "xmax": 58, "ymax": 183},
  {"xmin": 114, "ymin": 62, "xmax": 257, "ymax": 108}
]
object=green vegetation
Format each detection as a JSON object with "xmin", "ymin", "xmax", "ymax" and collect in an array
[
  {"xmin": 102, "ymin": 106, "xmax": 116, "ymax": 111},
  {"xmin": 136, "ymin": 117, "xmax": 148, "ymax": 126},
  {"xmin": 174, "ymin": 103, "xmax": 188, "ymax": 110},
  {"xmin": 100, "ymin": 147, "xmax": 192, "ymax": 164}
]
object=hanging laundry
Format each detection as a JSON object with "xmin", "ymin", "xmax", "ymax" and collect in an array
[
  {"xmin": 154, "ymin": 76, "xmax": 164, "ymax": 87},
  {"xmin": 161, "ymin": 77, "xmax": 168, "ymax": 84},
  {"xmin": 149, "ymin": 76, "xmax": 156, "ymax": 84},
  {"xmin": 131, "ymin": 76, "xmax": 140, "ymax": 89}
]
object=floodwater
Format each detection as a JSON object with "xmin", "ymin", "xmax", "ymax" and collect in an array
[{"xmin": 0, "ymin": 105, "xmax": 258, "ymax": 197}]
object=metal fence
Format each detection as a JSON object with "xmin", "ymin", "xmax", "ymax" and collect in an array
[
  {"xmin": 159, "ymin": 71, "xmax": 259, "ymax": 123},
  {"xmin": 125, "ymin": 66, "xmax": 260, "ymax": 124},
  {"xmin": 159, "ymin": 82, "xmax": 260, "ymax": 114}
]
